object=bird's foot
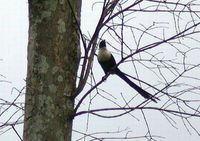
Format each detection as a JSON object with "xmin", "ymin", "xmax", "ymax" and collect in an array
[{"xmin": 102, "ymin": 76, "xmax": 107, "ymax": 81}]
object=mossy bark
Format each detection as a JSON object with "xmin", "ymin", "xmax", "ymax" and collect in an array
[{"xmin": 23, "ymin": 1, "xmax": 81, "ymax": 141}]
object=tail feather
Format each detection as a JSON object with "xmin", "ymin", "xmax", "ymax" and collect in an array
[{"xmin": 115, "ymin": 69, "xmax": 158, "ymax": 103}]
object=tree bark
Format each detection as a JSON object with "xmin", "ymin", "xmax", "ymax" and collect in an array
[{"xmin": 23, "ymin": 1, "xmax": 81, "ymax": 141}]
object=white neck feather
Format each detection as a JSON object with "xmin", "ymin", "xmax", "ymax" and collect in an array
[{"xmin": 98, "ymin": 48, "xmax": 112, "ymax": 62}]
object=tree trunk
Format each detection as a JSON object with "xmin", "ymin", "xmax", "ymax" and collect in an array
[{"xmin": 23, "ymin": 1, "xmax": 81, "ymax": 141}]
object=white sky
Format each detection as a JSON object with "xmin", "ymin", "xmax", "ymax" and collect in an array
[
  {"xmin": 0, "ymin": 0, "xmax": 28, "ymax": 140},
  {"xmin": 0, "ymin": 0, "xmax": 200, "ymax": 141}
]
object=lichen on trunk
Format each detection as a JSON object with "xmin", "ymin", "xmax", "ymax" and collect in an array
[{"xmin": 23, "ymin": 1, "xmax": 81, "ymax": 141}]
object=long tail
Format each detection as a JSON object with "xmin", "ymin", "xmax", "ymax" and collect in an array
[{"xmin": 115, "ymin": 68, "xmax": 158, "ymax": 103}]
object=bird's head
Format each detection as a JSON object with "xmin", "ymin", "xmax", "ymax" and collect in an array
[{"xmin": 99, "ymin": 40, "xmax": 106, "ymax": 48}]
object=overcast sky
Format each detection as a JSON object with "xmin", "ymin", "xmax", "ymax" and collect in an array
[
  {"xmin": 0, "ymin": 0, "xmax": 200, "ymax": 141},
  {"xmin": 0, "ymin": 1, "xmax": 27, "ymax": 140}
]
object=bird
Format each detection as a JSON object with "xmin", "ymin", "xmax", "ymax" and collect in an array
[{"xmin": 97, "ymin": 40, "xmax": 158, "ymax": 103}]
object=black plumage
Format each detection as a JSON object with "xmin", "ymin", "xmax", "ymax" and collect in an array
[{"xmin": 97, "ymin": 40, "xmax": 158, "ymax": 103}]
